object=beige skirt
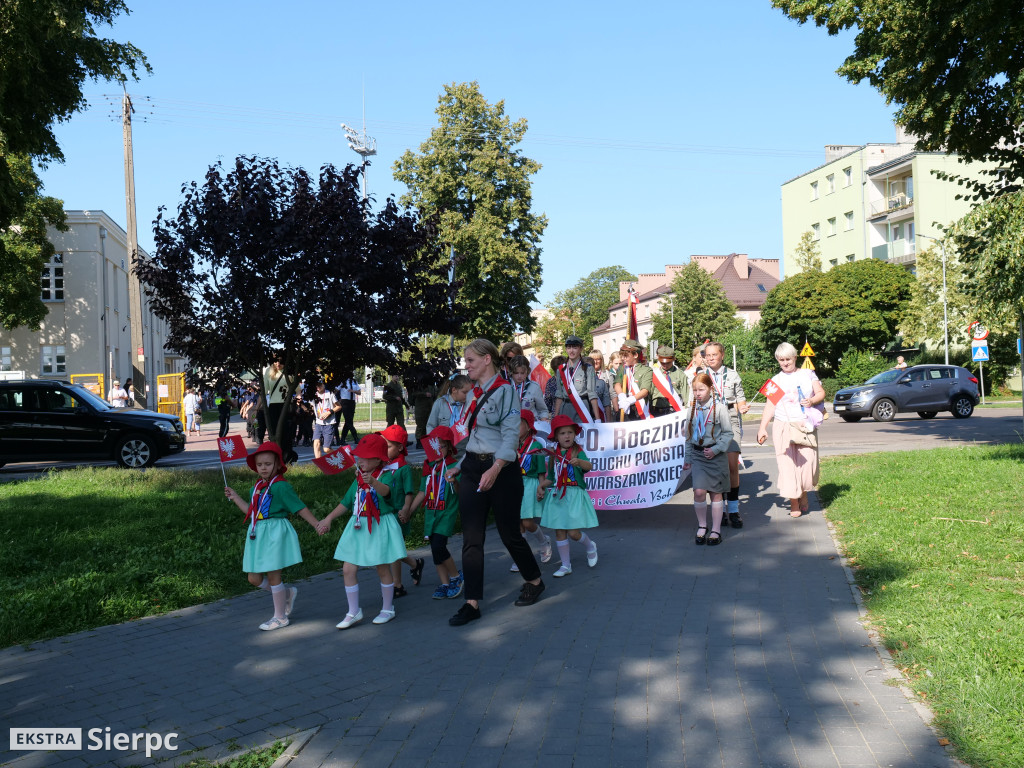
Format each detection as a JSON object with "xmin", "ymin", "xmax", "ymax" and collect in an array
[{"xmin": 771, "ymin": 419, "xmax": 819, "ymax": 499}]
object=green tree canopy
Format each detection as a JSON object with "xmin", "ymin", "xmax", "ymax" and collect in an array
[
  {"xmin": 649, "ymin": 262, "xmax": 742, "ymax": 354},
  {"xmin": 792, "ymin": 230, "xmax": 822, "ymax": 273},
  {"xmin": 393, "ymin": 81, "xmax": 547, "ymax": 341},
  {"xmin": 772, "ymin": 0, "xmax": 1024, "ymax": 197},
  {"xmin": 532, "ymin": 265, "xmax": 637, "ymax": 358},
  {"xmin": 900, "ymin": 244, "xmax": 973, "ymax": 348},
  {"xmin": 759, "ymin": 258, "xmax": 913, "ymax": 371}
]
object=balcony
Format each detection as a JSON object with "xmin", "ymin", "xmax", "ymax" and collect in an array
[{"xmin": 867, "ymin": 192, "xmax": 914, "ymax": 219}]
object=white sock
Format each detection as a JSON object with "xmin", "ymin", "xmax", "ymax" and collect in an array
[
  {"xmin": 258, "ymin": 577, "xmax": 270, "ymax": 591},
  {"xmin": 345, "ymin": 584, "xmax": 360, "ymax": 616},
  {"xmin": 578, "ymin": 532, "xmax": 596, "ymax": 554},
  {"xmin": 380, "ymin": 582, "xmax": 395, "ymax": 612},
  {"xmin": 711, "ymin": 501, "xmax": 725, "ymax": 534},
  {"xmin": 694, "ymin": 501, "xmax": 708, "ymax": 529},
  {"xmin": 270, "ymin": 583, "xmax": 287, "ymax": 619},
  {"xmin": 557, "ymin": 539, "xmax": 571, "ymax": 568},
  {"xmin": 530, "ymin": 529, "xmax": 546, "ymax": 545}
]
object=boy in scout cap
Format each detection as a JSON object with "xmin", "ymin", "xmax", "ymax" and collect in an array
[
  {"xmin": 553, "ymin": 335, "xmax": 600, "ymax": 423},
  {"xmin": 650, "ymin": 346, "xmax": 690, "ymax": 417},
  {"xmin": 613, "ymin": 339, "xmax": 653, "ymax": 420},
  {"xmin": 698, "ymin": 341, "xmax": 749, "ymax": 528}
]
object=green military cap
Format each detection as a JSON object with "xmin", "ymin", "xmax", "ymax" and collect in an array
[
  {"xmin": 656, "ymin": 345, "xmax": 675, "ymax": 358},
  {"xmin": 620, "ymin": 339, "xmax": 644, "ymax": 352}
]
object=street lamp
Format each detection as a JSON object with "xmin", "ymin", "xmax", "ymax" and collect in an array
[
  {"xmin": 653, "ymin": 292, "xmax": 675, "ymax": 349},
  {"xmin": 917, "ymin": 233, "xmax": 949, "ymax": 365},
  {"xmin": 340, "ymin": 121, "xmax": 377, "ymax": 202}
]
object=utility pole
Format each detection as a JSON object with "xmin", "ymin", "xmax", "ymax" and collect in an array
[{"xmin": 122, "ymin": 91, "xmax": 147, "ymax": 408}]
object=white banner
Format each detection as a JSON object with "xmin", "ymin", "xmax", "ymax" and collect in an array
[{"xmin": 574, "ymin": 411, "xmax": 689, "ymax": 510}]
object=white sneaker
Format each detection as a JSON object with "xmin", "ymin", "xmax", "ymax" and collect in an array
[
  {"xmin": 372, "ymin": 609, "xmax": 396, "ymax": 625},
  {"xmin": 553, "ymin": 564, "xmax": 572, "ymax": 578},
  {"xmin": 259, "ymin": 616, "xmax": 289, "ymax": 631},
  {"xmin": 509, "ymin": 563, "xmax": 520, "ymax": 573},
  {"xmin": 587, "ymin": 544, "xmax": 598, "ymax": 568},
  {"xmin": 285, "ymin": 586, "xmax": 298, "ymax": 617},
  {"xmin": 540, "ymin": 537, "xmax": 552, "ymax": 563},
  {"xmin": 336, "ymin": 609, "xmax": 363, "ymax": 629}
]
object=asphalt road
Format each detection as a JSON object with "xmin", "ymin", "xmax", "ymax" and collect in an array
[{"xmin": 3, "ymin": 407, "xmax": 1023, "ymax": 481}]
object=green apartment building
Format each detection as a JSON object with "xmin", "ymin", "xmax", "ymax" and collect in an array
[{"xmin": 781, "ymin": 132, "xmax": 993, "ymax": 276}]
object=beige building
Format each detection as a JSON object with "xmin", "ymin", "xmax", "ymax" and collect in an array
[
  {"xmin": 590, "ymin": 254, "xmax": 779, "ymax": 357},
  {"xmin": 0, "ymin": 210, "xmax": 184, "ymax": 395}
]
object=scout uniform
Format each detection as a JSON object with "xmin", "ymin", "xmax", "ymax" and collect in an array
[
  {"xmin": 700, "ymin": 363, "xmax": 746, "ymax": 454},
  {"xmin": 650, "ymin": 345, "xmax": 690, "ymax": 416},
  {"xmin": 553, "ymin": 336, "xmax": 599, "ymax": 422},
  {"xmin": 614, "ymin": 340, "xmax": 653, "ymax": 421},
  {"xmin": 684, "ymin": 397, "xmax": 734, "ymax": 495}
]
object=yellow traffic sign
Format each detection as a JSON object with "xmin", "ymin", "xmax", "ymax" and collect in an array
[
  {"xmin": 800, "ymin": 342, "xmax": 815, "ymax": 357},
  {"xmin": 801, "ymin": 357, "xmax": 815, "ymax": 370}
]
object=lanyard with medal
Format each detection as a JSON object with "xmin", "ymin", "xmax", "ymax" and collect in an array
[
  {"xmin": 246, "ymin": 475, "xmax": 281, "ymax": 539},
  {"xmin": 693, "ymin": 401, "xmax": 714, "ymax": 446}
]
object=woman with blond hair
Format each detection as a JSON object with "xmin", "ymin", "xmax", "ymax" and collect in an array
[{"xmin": 756, "ymin": 342, "xmax": 826, "ymax": 517}]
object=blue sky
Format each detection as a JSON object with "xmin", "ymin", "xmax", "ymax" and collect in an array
[{"xmin": 39, "ymin": 1, "xmax": 899, "ymax": 305}]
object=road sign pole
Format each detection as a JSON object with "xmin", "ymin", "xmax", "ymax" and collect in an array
[{"xmin": 980, "ymin": 361, "xmax": 985, "ymax": 406}]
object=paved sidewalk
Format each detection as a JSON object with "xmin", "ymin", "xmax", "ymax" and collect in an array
[{"xmin": 1, "ymin": 455, "xmax": 961, "ymax": 768}]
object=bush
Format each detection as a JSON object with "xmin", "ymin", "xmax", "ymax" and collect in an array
[
  {"xmin": 836, "ymin": 349, "xmax": 892, "ymax": 388},
  {"xmin": 739, "ymin": 370, "xmax": 775, "ymax": 402},
  {"xmin": 819, "ymin": 377, "xmax": 841, "ymax": 402}
]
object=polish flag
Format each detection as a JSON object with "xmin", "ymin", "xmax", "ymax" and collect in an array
[
  {"xmin": 312, "ymin": 445, "xmax": 355, "ymax": 475},
  {"xmin": 217, "ymin": 435, "xmax": 248, "ymax": 463},
  {"xmin": 529, "ymin": 353, "xmax": 551, "ymax": 390},
  {"xmin": 759, "ymin": 379, "xmax": 786, "ymax": 406}
]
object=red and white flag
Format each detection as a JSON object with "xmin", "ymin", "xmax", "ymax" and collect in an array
[
  {"xmin": 423, "ymin": 434, "xmax": 444, "ymax": 463},
  {"xmin": 217, "ymin": 435, "xmax": 248, "ymax": 463},
  {"xmin": 529, "ymin": 353, "xmax": 551, "ymax": 390},
  {"xmin": 759, "ymin": 378, "xmax": 786, "ymax": 406},
  {"xmin": 312, "ymin": 445, "xmax": 355, "ymax": 475}
]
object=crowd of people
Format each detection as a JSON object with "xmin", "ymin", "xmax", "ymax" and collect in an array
[{"xmin": 217, "ymin": 332, "xmax": 822, "ymax": 632}]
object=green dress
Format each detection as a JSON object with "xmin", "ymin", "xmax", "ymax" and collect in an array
[
  {"xmin": 419, "ymin": 457, "xmax": 461, "ymax": 537},
  {"xmin": 332, "ymin": 473, "xmax": 408, "ymax": 566},
  {"xmin": 242, "ymin": 478, "xmax": 307, "ymax": 573},
  {"xmin": 519, "ymin": 437, "xmax": 547, "ymax": 520}
]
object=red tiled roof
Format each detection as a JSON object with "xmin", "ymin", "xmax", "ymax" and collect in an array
[
  {"xmin": 608, "ymin": 282, "xmax": 672, "ymax": 310},
  {"xmin": 711, "ymin": 258, "xmax": 779, "ymax": 308}
]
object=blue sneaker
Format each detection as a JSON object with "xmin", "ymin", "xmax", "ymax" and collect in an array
[
  {"xmin": 446, "ymin": 579, "xmax": 464, "ymax": 599},
  {"xmin": 431, "ymin": 584, "xmax": 448, "ymax": 600}
]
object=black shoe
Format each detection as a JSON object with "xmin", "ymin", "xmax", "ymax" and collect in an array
[
  {"xmin": 394, "ymin": 585, "xmax": 408, "ymax": 599},
  {"xmin": 707, "ymin": 531, "xmax": 723, "ymax": 546},
  {"xmin": 449, "ymin": 603, "xmax": 481, "ymax": 626},
  {"xmin": 695, "ymin": 527, "xmax": 707, "ymax": 545},
  {"xmin": 514, "ymin": 580, "xmax": 545, "ymax": 606},
  {"xmin": 728, "ymin": 512, "xmax": 743, "ymax": 528},
  {"xmin": 410, "ymin": 557, "xmax": 425, "ymax": 586}
]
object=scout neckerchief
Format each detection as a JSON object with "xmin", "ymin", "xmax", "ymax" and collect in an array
[
  {"xmin": 513, "ymin": 378, "xmax": 527, "ymax": 403},
  {"xmin": 553, "ymin": 445, "xmax": 581, "ymax": 498},
  {"xmin": 246, "ymin": 474, "xmax": 283, "ymax": 539},
  {"xmin": 708, "ymin": 365, "xmax": 729, "ymax": 403},
  {"xmin": 353, "ymin": 466, "xmax": 384, "ymax": 531},
  {"xmin": 651, "ymin": 365, "xmax": 685, "ymax": 412},
  {"xmin": 624, "ymin": 365, "xmax": 651, "ymax": 419},
  {"xmin": 446, "ymin": 395, "xmax": 463, "ymax": 425},
  {"xmin": 423, "ymin": 455, "xmax": 456, "ymax": 509},
  {"xmin": 692, "ymin": 398, "xmax": 715, "ymax": 444},
  {"xmin": 559, "ymin": 359, "xmax": 594, "ymax": 424},
  {"xmin": 453, "ymin": 376, "xmax": 509, "ymax": 440},
  {"xmin": 518, "ymin": 434, "xmax": 538, "ymax": 475}
]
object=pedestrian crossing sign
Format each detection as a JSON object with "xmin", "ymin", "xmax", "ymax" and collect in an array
[
  {"xmin": 800, "ymin": 342, "xmax": 815, "ymax": 357},
  {"xmin": 971, "ymin": 343, "xmax": 989, "ymax": 362}
]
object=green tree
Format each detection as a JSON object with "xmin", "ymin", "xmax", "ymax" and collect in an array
[
  {"xmin": 793, "ymin": 230, "xmax": 822, "ymax": 273},
  {"xmin": 393, "ymin": 81, "xmax": 547, "ymax": 340},
  {"xmin": 649, "ymin": 262, "xmax": 742, "ymax": 353},
  {"xmin": 532, "ymin": 265, "xmax": 637, "ymax": 357},
  {"xmin": 759, "ymin": 259, "xmax": 913, "ymax": 372},
  {"xmin": 0, "ymin": 154, "xmax": 66, "ymax": 330},
  {"xmin": 0, "ymin": 0, "xmax": 149, "ymax": 329},
  {"xmin": 772, "ymin": 0, "xmax": 1024, "ymax": 197},
  {"xmin": 900, "ymin": 244, "xmax": 973, "ymax": 348}
]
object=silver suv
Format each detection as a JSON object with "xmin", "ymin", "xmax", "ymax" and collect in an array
[{"xmin": 832, "ymin": 365, "xmax": 980, "ymax": 422}]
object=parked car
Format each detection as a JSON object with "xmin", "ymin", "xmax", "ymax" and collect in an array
[
  {"xmin": 832, "ymin": 364, "xmax": 980, "ymax": 422},
  {"xmin": 0, "ymin": 379, "xmax": 186, "ymax": 468}
]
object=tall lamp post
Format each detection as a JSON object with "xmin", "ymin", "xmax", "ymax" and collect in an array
[
  {"xmin": 653, "ymin": 292, "xmax": 675, "ymax": 349},
  {"xmin": 917, "ymin": 233, "xmax": 949, "ymax": 365}
]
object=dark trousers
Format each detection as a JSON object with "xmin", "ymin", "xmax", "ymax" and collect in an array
[
  {"xmin": 218, "ymin": 411, "xmax": 230, "ymax": 437},
  {"xmin": 266, "ymin": 403, "xmax": 294, "ymax": 457},
  {"xmin": 385, "ymin": 403, "xmax": 405, "ymax": 428},
  {"xmin": 339, "ymin": 399, "xmax": 358, "ymax": 443},
  {"xmin": 459, "ymin": 455, "xmax": 541, "ymax": 601},
  {"xmin": 649, "ymin": 404, "xmax": 675, "ymax": 417}
]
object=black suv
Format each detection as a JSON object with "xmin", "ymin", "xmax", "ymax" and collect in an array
[
  {"xmin": 0, "ymin": 379, "xmax": 186, "ymax": 468},
  {"xmin": 832, "ymin": 365, "xmax": 980, "ymax": 422}
]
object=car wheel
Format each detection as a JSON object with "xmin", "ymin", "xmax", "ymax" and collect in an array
[
  {"xmin": 840, "ymin": 415, "xmax": 862, "ymax": 423},
  {"xmin": 917, "ymin": 411, "xmax": 938, "ymax": 419},
  {"xmin": 871, "ymin": 398, "xmax": 896, "ymax": 422},
  {"xmin": 116, "ymin": 434, "xmax": 156, "ymax": 468},
  {"xmin": 952, "ymin": 396, "xmax": 975, "ymax": 419}
]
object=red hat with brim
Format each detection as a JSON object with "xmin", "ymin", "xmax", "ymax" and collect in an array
[
  {"xmin": 247, "ymin": 441, "xmax": 287, "ymax": 473},
  {"xmin": 549, "ymin": 414, "xmax": 582, "ymax": 435},
  {"xmin": 426, "ymin": 425, "xmax": 455, "ymax": 445},
  {"xmin": 380, "ymin": 424, "xmax": 409, "ymax": 455},
  {"xmin": 520, "ymin": 409, "xmax": 536, "ymax": 433},
  {"xmin": 352, "ymin": 433, "xmax": 391, "ymax": 464}
]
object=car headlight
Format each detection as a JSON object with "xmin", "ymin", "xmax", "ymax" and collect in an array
[
  {"xmin": 152, "ymin": 420, "xmax": 175, "ymax": 432},
  {"xmin": 853, "ymin": 389, "xmax": 873, "ymax": 400}
]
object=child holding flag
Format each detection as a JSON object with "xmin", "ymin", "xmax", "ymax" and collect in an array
[
  {"xmin": 682, "ymin": 373, "xmax": 734, "ymax": 546},
  {"xmin": 380, "ymin": 424, "xmax": 425, "ymax": 597},
  {"xmin": 224, "ymin": 441, "xmax": 320, "ymax": 631},
  {"xmin": 512, "ymin": 410, "xmax": 552, "ymax": 570},
  {"xmin": 317, "ymin": 434, "xmax": 408, "ymax": 628},
  {"xmin": 410, "ymin": 426, "xmax": 464, "ymax": 599},
  {"xmin": 539, "ymin": 415, "xmax": 599, "ymax": 576}
]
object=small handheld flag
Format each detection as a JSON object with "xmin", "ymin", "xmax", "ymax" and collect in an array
[
  {"xmin": 217, "ymin": 435, "xmax": 248, "ymax": 487},
  {"xmin": 758, "ymin": 379, "xmax": 786, "ymax": 406},
  {"xmin": 312, "ymin": 445, "xmax": 355, "ymax": 475}
]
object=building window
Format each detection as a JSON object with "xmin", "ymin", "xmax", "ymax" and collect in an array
[
  {"xmin": 41, "ymin": 345, "xmax": 66, "ymax": 375},
  {"xmin": 0, "ymin": 346, "xmax": 11, "ymax": 372},
  {"xmin": 845, "ymin": 254, "xmax": 855, "ymax": 263},
  {"xmin": 826, "ymin": 174, "xmax": 835, "ymax": 193},
  {"xmin": 844, "ymin": 211, "xmax": 854, "ymax": 230},
  {"xmin": 811, "ymin": 223, "xmax": 820, "ymax": 240},
  {"xmin": 891, "ymin": 223, "xmax": 902, "ymax": 241},
  {"xmin": 829, "ymin": 258, "xmax": 838, "ymax": 267},
  {"xmin": 827, "ymin": 217, "xmax": 837, "ymax": 236},
  {"xmin": 756, "ymin": 283, "xmax": 767, "ymax": 293},
  {"xmin": 41, "ymin": 254, "xmax": 64, "ymax": 301},
  {"xmin": 810, "ymin": 181, "xmax": 819, "ymax": 200},
  {"xmin": 843, "ymin": 167, "xmax": 852, "ymax": 187}
]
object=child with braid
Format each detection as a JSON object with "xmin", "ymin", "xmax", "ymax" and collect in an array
[{"xmin": 682, "ymin": 373, "xmax": 734, "ymax": 546}]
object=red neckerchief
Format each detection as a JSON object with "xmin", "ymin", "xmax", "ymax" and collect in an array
[
  {"xmin": 423, "ymin": 456, "xmax": 456, "ymax": 509},
  {"xmin": 459, "ymin": 375, "xmax": 510, "ymax": 428},
  {"xmin": 354, "ymin": 467, "xmax": 384, "ymax": 532},
  {"xmin": 246, "ymin": 474, "xmax": 282, "ymax": 538},
  {"xmin": 518, "ymin": 434, "xmax": 537, "ymax": 475},
  {"xmin": 554, "ymin": 445, "xmax": 580, "ymax": 498}
]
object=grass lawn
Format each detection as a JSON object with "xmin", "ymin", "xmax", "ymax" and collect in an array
[
  {"xmin": 819, "ymin": 444, "xmax": 1024, "ymax": 768},
  {"xmin": 0, "ymin": 464, "xmax": 434, "ymax": 649}
]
